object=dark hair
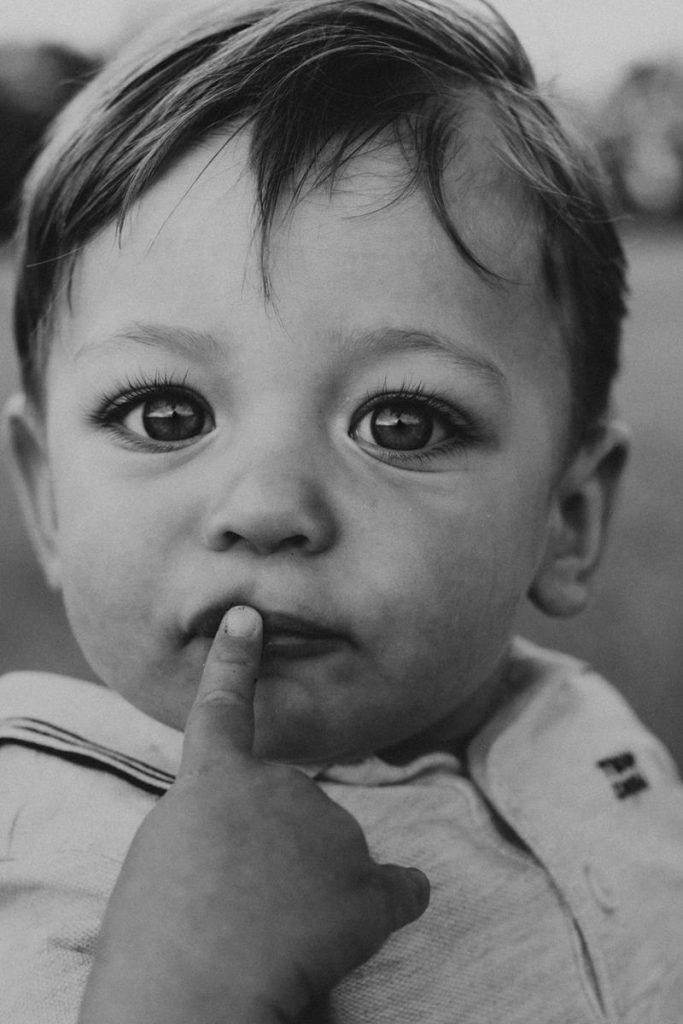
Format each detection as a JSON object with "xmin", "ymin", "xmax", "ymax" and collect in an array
[{"xmin": 13, "ymin": 0, "xmax": 627, "ymax": 440}]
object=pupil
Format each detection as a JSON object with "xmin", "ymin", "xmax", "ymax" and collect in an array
[
  {"xmin": 143, "ymin": 397, "xmax": 203, "ymax": 441},
  {"xmin": 370, "ymin": 404, "xmax": 432, "ymax": 450}
]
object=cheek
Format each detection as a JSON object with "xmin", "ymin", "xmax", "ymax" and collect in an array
[
  {"xmin": 58, "ymin": 531, "xmax": 156, "ymax": 673},
  {"xmin": 54, "ymin": 518, "xmax": 186, "ymax": 724},
  {"xmin": 52, "ymin": 453, "xmax": 174, "ymax": 576},
  {"xmin": 50, "ymin": 471, "xmax": 164, "ymax": 651},
  {"xmin": 355, "ymin": 490, "xmax": 543, "ymax": 676},
  {"xmin": 57, "ymin": 501, "xmax": 149, "ymax": 597},
  {"xmin": 367, "ymin": 494, "xmax": 536, "ymax": 604}
]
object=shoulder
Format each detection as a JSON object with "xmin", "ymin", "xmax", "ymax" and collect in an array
[
  {"xmin": 469, "ymin": 637, "xmax": 682, "ymax": 825},
  {"xmin": 468, "ymin": 639, "xmax": 683, "ymax": 1023},
  {"xmin": 0, "ymin": 669, "xmax": 181, "ymax": 780},
  {"xmin": 323, "ymin": 644, "xmax": 683, "ymax": 1023},
  {"xmin": 0, "ymin": 673, "xmax": 148, "ymax": 1021},
  {"xmin": 0, "ymin": 670, "xmax": 180, "ymax": 859},
  {"xmin": 0, "ymin": 671, "xmax": 184, "ymax": 1021}
]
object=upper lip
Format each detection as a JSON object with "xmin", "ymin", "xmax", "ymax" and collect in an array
[{"xmin": 190, "ymin": 605, "xmax": 344, "ymax": 643}]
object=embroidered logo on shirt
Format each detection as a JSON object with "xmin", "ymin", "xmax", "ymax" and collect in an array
[{"xmin": 597, "ymin": 751, "xmax": 649, "ymax": 799}]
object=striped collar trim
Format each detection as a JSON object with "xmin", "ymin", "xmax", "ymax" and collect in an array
[
  {"xmin": 0, "ymin": 715, "xmax": 175, "ymax": 794},
  {"xmin": 0, "ymin": 672, "xmax": 328, "ymax": 789}
]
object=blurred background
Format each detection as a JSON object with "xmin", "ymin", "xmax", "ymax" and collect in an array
[{"xmin": 1, "ymin": 0, "xmax": 683, "ymax": 763}]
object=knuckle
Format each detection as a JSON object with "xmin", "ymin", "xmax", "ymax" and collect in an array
[
  {"xmin": 196, "ymin": 686, "xmax": 253, "ymax": 710},
  {"xmin": 209, "ymin": 645, "xmax": 256, "ymax": 669},
  {"xmin": 366, "ymin": 864, "xmax": 429, "ymax": 930}
]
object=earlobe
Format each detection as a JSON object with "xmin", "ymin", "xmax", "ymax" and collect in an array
[
  {"xmin": 529, "ymin": 420, "xmax": 630, "ymax": 618},
  {"xmin": 3, "ymin": 393, "xmax": 62, "ymax": 590}
]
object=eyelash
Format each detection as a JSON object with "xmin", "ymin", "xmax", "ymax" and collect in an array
[
  {"xmin": 88, "ymin": 374, "xmax": 481, "ymax": 464},
  {"xmin": 88, "ymin": 372, "xmax": 213, "ymax": 452},
  {"xmin": 350, "ymin": 383, "xmax": 482, "ymax": 466}
]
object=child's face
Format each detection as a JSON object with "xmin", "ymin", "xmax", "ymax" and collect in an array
[{"xmin": 17, "ymin": 133, "xmax": 580, "ymax": 762}]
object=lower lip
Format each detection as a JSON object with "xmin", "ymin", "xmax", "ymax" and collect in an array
[{"xmin": 262, "ymin": 635, "xmax": 344, "ymax": 660}]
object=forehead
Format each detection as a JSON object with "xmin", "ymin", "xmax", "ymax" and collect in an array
[{"xmin": 57, "ymin": 128, "xmax": 569, "ymax": 422}]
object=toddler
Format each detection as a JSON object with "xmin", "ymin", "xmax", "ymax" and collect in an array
[{"xmin": 2, "ymin": 1, "xmax": 683, "ymax": 1021}]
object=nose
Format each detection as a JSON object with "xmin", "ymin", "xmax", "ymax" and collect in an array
[{"xmin": 200, "ymin": 446, "xmax": 338, "ymax": 557}]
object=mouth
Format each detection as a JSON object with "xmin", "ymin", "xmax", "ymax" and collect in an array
[{"xmin": 191, "ymin": 607, "xmax": 348, "ymax": 661}]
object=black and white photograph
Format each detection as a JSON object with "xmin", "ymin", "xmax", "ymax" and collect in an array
[{"xmin": 1, "ymin": 1, "xmax": 682, "ymax": 1021}]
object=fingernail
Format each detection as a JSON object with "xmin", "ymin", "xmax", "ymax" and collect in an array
[{"xmin": 225, "ymin": 605, "xmax": 260, "ymax": 638}]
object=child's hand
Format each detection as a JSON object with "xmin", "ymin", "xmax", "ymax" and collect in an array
[{"xmin": 78, "ymin": 605, "xmax": 429, "ymax": 1024}]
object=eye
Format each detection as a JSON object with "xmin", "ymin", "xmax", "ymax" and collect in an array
[
  {"xmin": 352, "ymin": 395, "xmax": 454, "ymax": 453},
  {"xmin": 123, "ymin": 391, "xmax": 211, "ymax": 443},
  {"xmin": 91, "ymin": 380, "xmax": 215, "ymax": 448}
]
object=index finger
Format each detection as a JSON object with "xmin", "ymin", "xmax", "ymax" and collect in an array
[{"xmin": 180, "ymin": 605, "xmax": 263, "ymax": 773}]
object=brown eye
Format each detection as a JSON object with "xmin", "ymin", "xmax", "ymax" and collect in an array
[
  {"xmin": 121, "ymin": 389, "xmax": 213, "ymax": 444},
  {"xmin": 141, "ymin": 395, "xmax": 206, "ymax": 441},
  {"xmin": 354, "ymin": 399, "xmax": 450, "ymax": 452},
  {"xmin": 369, "ymin": 403, "xmax": 435, "ymax": 450}
]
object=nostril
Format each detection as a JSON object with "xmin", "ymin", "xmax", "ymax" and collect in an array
[
  {"xmin": 206, "ymin": 528, "xmax": 323, "ymax": 555},
  {"xmin": 244, "ymin": 532, "xmax": 314, "ymax": 555},
  {"xmin": 201, "ymin": 475, "xmax": 337, "ymax": 555}
]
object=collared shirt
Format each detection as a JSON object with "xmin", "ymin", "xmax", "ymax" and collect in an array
[{"xmin": 0, "ymin": 639, "xmax": 682, "ymax": 1023}]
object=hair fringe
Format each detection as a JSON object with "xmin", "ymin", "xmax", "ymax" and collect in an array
[{"xmin": 14, "ymin": 0, "xmax": 626, "ymax": 439}]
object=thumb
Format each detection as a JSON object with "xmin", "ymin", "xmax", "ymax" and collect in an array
[{"xmin": 180, "ymin": 605, "xmax": 263, "ymax": 773}]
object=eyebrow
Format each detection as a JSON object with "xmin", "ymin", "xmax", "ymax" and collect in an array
[
  {"xmin": 74, "ymin": 321, "xmax": 222, "ymax": 362},
  {"xmin": 343, "ymin": 327, "xmax": 509, "ymax": 399},
  {"xmin": 75, "ymin": 320, "xmax": 509, "ymax": 398}
]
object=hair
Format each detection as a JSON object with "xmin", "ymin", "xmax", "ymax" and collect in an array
[{"xmin": 13, "ymin": 0, "xmax": 627, "ymax": 442}]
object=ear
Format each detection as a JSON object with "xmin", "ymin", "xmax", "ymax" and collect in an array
[
  {"xmin": 529, "ymin": 420, "xmax": 630, "ymax": 618},
  {"xmin": 3, "ymin": 393, "xmax": 62, "ymax": 590}
]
